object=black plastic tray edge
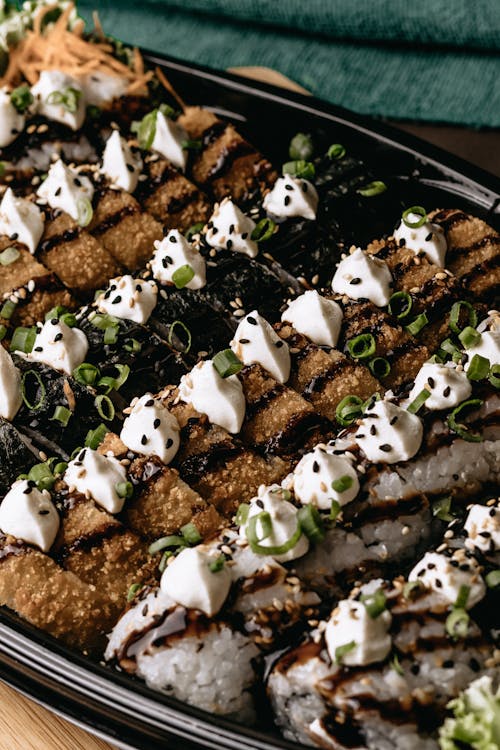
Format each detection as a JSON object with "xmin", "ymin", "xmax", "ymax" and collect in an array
[{"xmin": 0, "ymin": 49, "xmax": 499, "ymax": 750}]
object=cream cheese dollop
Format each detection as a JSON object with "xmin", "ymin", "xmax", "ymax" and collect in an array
[
  {"xmin": 205, "ymin": 198, "xmax": 258, "ymax": 258},
  {"xmin": 37, "ymin": 159, "xmax": 94, "ymax": 222},
  {"xmin": 80, "ymin": 71, "xmax": 127, "ymax": 106},
  {"xmin": 27, "ymin": 318, "xmax": 88, "ymax": 376},
  {"xmin": 354, "ymin": 399, "xmax": 423, "ymax": 464},
  {"xmin": 331, "ymin": 248, "xmax": 393, "ymax": 307},
  {"xmin": 31, "ymin": 70, "xmax": 85, "ymax": 130},
  {"xmin": 150, "ymin": 230, "xmax": 206, "ymax": 290},
  {"xmin": 393, "ymin": 212, "xmax": 447, "ymax": 267},
  {"xmin": 464, "ymin": 330, "xmax": 500, "ymax": 371},
  {"xmin": 292, "ymin": 446, "xmax": 359, "ymax": 510},
  {"xmin": 464, "ymin": 504, "xmax": 500, "ymax": 554},
  {"xmin": 281, "ymin": 290, "xmax": 343, "ymax": 348},
  {"xmin": 120, "ymin": 394, "xmax": 180, "ymax": 465},
  {"xmin": 0, "ymin": 479, "xmax": 59, "ymax": 553},
  {"xmin": 0, "ymin": 88, "xmax": 25, "ymax": 147},
  {"xmin": 230, "ymin": 310, "xmax": 291, "ymax": 384},
  {"xmin": 151, "ymin": 110, "xmax": 188, "ymax": 171},
  {"xmin": 325, "ymin": 597, "xmax": 392, "ymax": 667},
  {"xmin": 407, "ymin": 361, "xmax": 472, "ymax": 411},
  {"xmin": 263, "ymin": 175, "xmax": 318, "ymax": 221},
  {"xmin": 64, "ymin": 448, "xmax": 128, "ymax": 515},
  {"xmin": 160, "ymin": 545, "xmax": 232, "ymax": 617},
  {"xmin": 97, "ymin": 275, "xmax": 157, "ymax": 324},
  {"xmin": 0, "ymin": 346, "xmax": 22, "ymax": 420},
  {"xmin": 240, "ymin": 485, "xmax": 309, "ymax": 563},
  {"xmin": 178, "ymin": 359, "xmax": 246, "ymax": 434},
  {"xmin": 408, "ymin": 551, "xmax": 486, "ymax": 608},
  {"xmin": 101, "ymin": 130, "xmax": 142, "ymax": 193},
  {"xmin": 0, "ymin": 188, "xmax": 44, "ymax": 253}
]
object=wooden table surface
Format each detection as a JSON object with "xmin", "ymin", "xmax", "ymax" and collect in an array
[{"xmin": 1, "ymin": 65, "xmax": 497, "ymax": 750}]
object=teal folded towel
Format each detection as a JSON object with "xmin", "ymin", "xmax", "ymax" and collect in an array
[{"xmin": 78, "ymin": 0, "xmax": 500, "ymax": 127}]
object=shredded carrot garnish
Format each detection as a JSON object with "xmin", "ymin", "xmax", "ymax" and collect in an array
[
  {"xmin": 0, "ymin": 2, "xmax": 152, "ymax": 95},
  {"xmin": 155, "ymin": 66, "xmax": 186, "ymax": 111}
]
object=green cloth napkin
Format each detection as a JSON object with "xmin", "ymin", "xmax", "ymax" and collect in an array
[{"xmin": 78, "ymin": 0, "xmax": 500, "ymax": 128}]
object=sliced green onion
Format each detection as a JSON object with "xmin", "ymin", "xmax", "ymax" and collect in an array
[
  {"xmin": 388, "ymin": 291, "xmax": 412, "ymax": 321},
  {"xmin": 363, "ymin": 392, "xmax": 381, "ymax": 411},
  {"xmin": 402, "ymin": 206, "xmax": 427, "ymax": 228},
  {"xmin": 0, "ymin": 325, "xmax": 6, "ymax": 342},
  {"xmin": 209, "ymin": 554, "xmax": 226, "ymax": 573},
  {"xmin": 347, "ymin": 333, "xmax": 376, "ymax": 360},
  {"xmin": 454, "ymin": 585, "xmax": 470, "ymax": 610},
  {"xmin": 331, "ymin": 475, "xmax": 353, "ymax": 493},
  {"xmin": 97, "ymin": 364, "xmax": 130, "ymax": 393},
  {"xmin": 181, "ymin": 139, "xmax": 202, "ymax": 151},
  {"xmin": 327, "ymin": 143, "xmax": 346, "ymax": 160},
  {"xmin": 148, "ymin": 535, "xmax": 185, "ymax": 555},
  {"xmin": 50, "ymin": 405, "xmax": 72, "ymax": 426},
  {"xmin": 289, "ymin": 132, "xmax": 313, "ymax": 161},
  {"xmin": 21, "ymin": 369, "xmax": 46, "ymax": 410},
  {"xmin": 104, "ymin": 325, "xmax": 118, "ymax": 345},
  {"xmin": 405, "ymin": 312, "xmax": 428, "ymax": 336},
  {"xmin": 330, "ymin": 499, "xmax": 341, "ymax": 521},
  {"xmin": 485, "ymin": 570, "xmax": 500, "ymax": 589},
  {"xmin": 447, "ymin": 398, "xmax": 483, "ymax": 442},
  {"xmin": 247, "ymin": 512, "xmax": 302, "ymax": 556},
  {"xmin": 124, "ymin": 338, "xmax": 142, "ymax": 353},
  {"xmin": 0, "ymin": 163, "xmax": 4, "ymax": 177},
  {"xmin": 335, "ymin": 394, "xmax": 364, "ymax": 426},
  {"xmin": 356, "ymin": 180, "xmax": 387, "ymax": 197},
  {"xmin": 467, "ymin": 354, "xmax": 490, "ymax": 381},
  {"xmin": 28, "ymin": 462, "xmax": 55, "ymax": 491},
  {"xmin": 73, "ymin": 362, "xmax": 100, "ymax": 386},
  {"xmin": 60, "ymin": 312, "xmax": 76, "ymax": 328},
  {"xmin": 335, "ymin": 641, "xmax": 356, "ymax": 663},
  {"xmin": 185, "ymin": 222, "xmax": 205, "ymax": 241},
  {"xmin": 158, "ymin": 550, "xmax": 173, "ymax": 573},
  {"xmin": 0, "ymin": 247, "xmax": 20, "ymax": 266},
  {"xmin": 391, "ymin": 653, "xmax": 404, "ymax": 676},
  {"xmin": 90, "ymin": 313, "xmax": 120, "ymax": 330},
  {"xmin": 131, "ymin": 109, "xmax": 158, "ymax": 150},
  {"xmin": 47, "ymin": 86, "xmax": 81, "ymax": 113},
  {"xmin": 159, "ymin": 103, "xmax": 177, "ymax": 119},
  {"xmin": 53, "ymin": 461, "xmax": 68, "ymax": 477},
  {"xmin": 403, "ymin": 580, "xmax": 425, "ymax": 600},
  {"xmin": 85, "ymin": 423, "xmax": 108, "ymax": 449},
  {"xmin": 489, "ymin": 364, "xmax": 500, "ymax": 389},
  {"xmin": 181, "ymin": 522, "xmax": 202, "ymax": 545},
  {"xmin": 10, "ymin": 326, "xmax": 36, "ymax": 353},
  {"xmin": 432, "ymin": 496, "xmax": 454, "ymax": 522},
  {"xmin": 360, "ymin": 588, "xmax": 387, "ymax": 619},
  {"xmin": 44, "ymin": 306, "xmax": 66, "ymax": 322},
  {"xmin": 282, "ymin": 159, "xmax": 315, "ymax": 180},
  {"xmin": 172, "ymin": 264, "xmax": 195, "ymax": 289},
  {"xmin": 445, "ymin": 608, "xmax": 469, "ymax": 640},
  {"xmin": 95, "ymin": 394, "xmax": 115, "ymax": 422},
  {"xmin": 458, "ymin": 326, "xmax": 481, "ymax": 349},
  {"xmin": 77, "ymin": 197, "xmax": 93, "ymax": 228},
  {"xmin": 213, "ymin": 348, "xmax": 243, "ymax": 378},
  {"xmin": 116, "ymin": 481, "xmax": 133, "ymax": 499},
  {"xmin": 235, "ymin": 503, "xmax": 250, "ymax": 526},
  {"xmin": 127, "ymin": 583, "xmax": 141, "ymax": 602},
  {"xmin": 251, "ymin": 217, "xmax": 276, "ymax": 242},
  {"xmin": 407, "ymin": 388, "xmax": 431, "ymax": 414},
  {"xmin": 438, "ymin": 337, "xmax": 462, "ymax": 363},
  {"xmin": 168, "ymin": 319, "xmax": 192, "ymax": 353},
  {"xmin": 1, "ymin": 299, "xmax": 17, "ymax": 320},
  {"xmin": 70, "ymin": 446, "xmax": 83, "ymax": 460},
  {"xmin": 10, "ymin": 84, "xmax": 33, "ymax": 113},
  {"xmin": 297, "ymin": 504, "xmax": 325, "ymax": 544},
  {"xmin": 369, "ymin": 357, "xmax": 391, "ymax": 379},
  {"xmin": 449, "ymin": 300, "xmax": 477, "ymax": 335}
]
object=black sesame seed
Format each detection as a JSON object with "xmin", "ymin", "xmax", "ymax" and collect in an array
[
  {"xmin": 241, "ymin": 232, "xmax": 248, "ymax": 239},
  {"xmin": 55, "ymin": 187, "xmax": 62, "ymax": 196},
  {"xmin": 355, "ymin": 434, "xmax": 365, "ymax": 439},
  {"xmin": 452, "ymin": 474, "xmax": 459, "ymax": 481},
  {"xmin": 425, "ymin": 233, "xmax": 433, "ymax": 242},
  {"xmin": 145, "ymin": 399, "xmax": 155, "ymax": 407},
  {"xmin": 111, "ymin": 295, "xmax": 122, "ymax": 304},
  {"xmin": 126, "ymin": 164, "xmax": 135, "ymax": 172},
  {"xmin": 256, "ymin": 499, "xmax": 264, "ymax": 509},
  {"xmin": 435, "ymin": 579, "xmax": 442, "ymax": 588},
  {"xmin": 312, "ymin": 461, "xmax": 319, "ymax": 473},
  {"xmin": 34, "ymin": 346, "xmax": 43, "ymax": 352},
  {"xmin": 51, "ymin": 318, "xmax": 58, "ymax": 325},
  {"xmin": 38, "ymin": 509, "xmax": 50, "ymax": 515},
  {"xmin": 390, "ymin": 416, "xmax": 398, "ymax": 425},
  {"xmin": 349, "ymin": 277, "xmax": 362, "ymax": 285},
  {"xmin": 141, "ymin": 434, "xmax": 148, "ymax": 445},
  {"xmin": 169, "ymin": 235, "xmax": 177, "ymax": 243},
  {"xmin": 153, "ymin": 418, "xmax": 161, "ymax": 429},
  {"xmin": 410, "ymin": 663, "xmax": 420, "ymax": 675},
  {"xmin": 442, "ymin": 659, "xmax": 454, "ymax": 669},
  {"xmin": 10, "ymin": 232, "xmax": 19, "ymax": 240},
  {"xmin": 275, "ymin": 340, "xmax": 284, "ymax": 348},
  {"xmin": 428, "ymin": 563, "xmax": 436, "ymax": 569},
  {"xmin": 285, "ymin": 184, "xmax": 294, "ymax": 191},
  {"xmin": 142, "ymin": 604, "xmax": 149, "ymax": 617},
  {"xmin": 398, "ymin": 238, "xmax": 406, "ymax": 247},
  {"xmin": 136, "ymin": 284, "xmax": 142, "ymax": 293},
  {"xmin": 284, "ymin": 195, "xmax": 291, "ymax": 206},
  {"xmin": 239, "ymin": 338, "xmax": 250, "ymax": 344},
  {"xmin": 302, "ymin": 183, "xmax": 308, "ymax": 193},
  {"xmin": 469, "ymin": 657, "xmax": 480, "ymax": 672},
  {"xmin": 370, "ymin": 425, "xmax": 377, "ymax": 436},
  {"xmin": 428, "ymin": 377, "xmax": 435, "ymax": 389},
  {"xmin": 443, "ymin": 386, "xmax": 451, "ymax": 398},
  {"xmin": 489, "ymin": 508, "xmax": 497, "ymax": 517},
  {"xmin": 54, "ymin": 333, "xmax": 63, "ymax": 342},
  {"xmin": 23, "ymin": 486, "xmax": 33, "ymax": 494},
  {"xmin": 165, "ymin": 438, "xmax": 173, "ymax": 448},
  {"xmin": 229, "ymin": 224, "xmax": 235, "ymax": 234},
  {"xmin": 247, "ymin": 316, "xmax": 257, "ymax": 325},
  {"xmin": 226, "ymin": 239, "xmax": 233, "ymax": 250},
  {"xmin": 379, "ymin": 444, "xmax": 392, "ymax": 452},
  {"xmin": 74, "ymin": 178, "xmax": 81, "ymax": 187}
]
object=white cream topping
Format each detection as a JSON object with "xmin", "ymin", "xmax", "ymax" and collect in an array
[
  {"xmin": 354, "ymin": 400, "xmax": 423, "ymax": 464},
  {"xmin": 0, "ymin": 346, "xmax": 22, "ymax": 420},
  {"xmin": 292, "ymin": 447, "xmax": 359, "ymax": 510},
  {"xmin": 120, "ymin": 394, "xmax": 180, "ymax": 465},
  {"xmin": 263, "ymin": 175, "xmax": 318, "ymax": 220},
  {"xmin": 281, "ymin": 290, "xmax": 343, "ymax": 348},
  {"xmin": 408, "ymin": 551, "xmax": 486, "ymax": 608},
  {"xmin": 160, "ymin": 545, "xmax": 232, "ymax": 617},
  {"xmin": 240, "ymin": 485, "xmax": 309, "ymax": 563},
  {"xmin": 325, "ymin": 598, "xmax": 392, "ymax": 667},
  {"xmin": 101, "ymin": 130, "xmax": 142, "ymax": 193},
  {"xmin": 27, "ymin": 318, "xmax": 88, "ymax": 376},
  {"xmin": 37, "ymin": 159, "xmax": 94, "ymax": 222},
  {"xmin": 0, "ymin": 88, "xmax": 25, "ymax": 147},
  {"xmin": 407, "ymin": 361, "xmax": 472, "ymax": 411},
  {"xmin": 230, "ymin": 310, "xmax": 291, "ymax": 384},
  {"xmin": 150, "ymin": 230, "xmax": 206, "ymax": 290},
  {"xmin": 393, "ymin": 213, "xmax": 447, "ymax": 267},
  {"xmin": 151, "ymin": 110, "xmax": 188, "ymax": 171},
  {"xmin": 64, "ymin": 448, "xmax": 128, "ymax": 515},
  {"xmin": 331, "ymin": 248, "xmax": 393, "ymax": 307},
  {"xmin": 31, "ymin": 70, "xmax": 85, "ymax": 130},
  {"xmin": 0, "ymin": 479, "xmax": 59, "ymax": 553},
  {"xmin": 80, "ymin": 71, "xmax": 127, "ymax": 106},
  {"xmin": 464, "ymin": 504, "xmax": 500, "ymax": 554},
  {"xmin": 205, "ymin": 198, "xmax": 258, "ymax": 258},
  {"xmin": 178, "ymin": 359, "xmax": 246, "ymax": 434},
  {"xmin": 97, "ymin": 275, "xmax": 157, "ymax": 324},
  {"xmin": 464, "ymin": 330, "xmax": 500, "ymax": 371},
  {"xmin": 0, "ymin": 188, "xmax": 44, "ymax": 253}
]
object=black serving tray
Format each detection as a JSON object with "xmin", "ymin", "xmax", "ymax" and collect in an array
[{"xmin": 0, "ymin": 50, "xmax": 499, "ymax": 750}]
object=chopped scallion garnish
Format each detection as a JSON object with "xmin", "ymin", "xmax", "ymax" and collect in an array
[
  {"xmin": 124, "ymin": 338, "xmax": 142, "ymax": 353},
  {"xmin": 181, "ymin": 139, "xmax": 202, "ymax": 151},
  {"xmin": 445, "ymin": 608, "xmax": 469, "ymax": 640},
  {"xmin": 297, "ymin": 504, "xmax": 325, "ymax": 544},
  {"xmin": 168, "ymin": 320, "xmax": 192, "ymax": 353},
  {"xmin": 347, "ymin": 333, "xmax": 376, "ymax": 360},
  {"xmin": 432, "ymin": 495, "xmax": 454, "ymax": 522},
  {"xmin": 0, "ymin": 247, "xmax": 20, "ymax": 266},
  {"xmin": 235, "ymin": 503, "xmax": 250, "ymax": 526},
  {"xmin": 282, "ymin": 159, "xmax": 315, "ymax": 180},
  {"xmin": 485, "ymin": 569, "xmax": 500, "ymax": 589},
  {"xmin": 50, "ymin": 405, "xmax": 72, "ymax": 427},
  {"xmin": 116, "ymin": 481, "xmax": 133, "ymax": 499},
  {"xmin": 185, "ymin": 222, "xmax": 205, "ymax": 241},
  {"xmin": 209, "ymin": 554, "xmax": 226, "ymax": 573},
  {"xmin": 454, "ymin": 585, "xmax": 470, "ymax": 610},
  {"xmin": 335, "ymin": 394, "xmax": 364, "ymax": 426},
  {"xmin": 251, "ymin": 217, "xmax": 276, "ymax": 242},
  {"xmin": 335, "ymin": 641, "xmax": 356, "ymax": 663},
  {"xmin": 77, "ymin": 197, "xmax": 93, "ymax": 228},
  {"xmin": 407, "ymin": 388, "xmax": 431, "ymax": 414},
  {"xmin": 148, "ymin": 534, "xmax": 185, "ymax": 555},
  {"xmin": 405, "ymin": 312, "xmax": 428, "ymax": 336},
  {"xmin": 1, "ymin": 299, "xmax": 17, "ymax": 320},
  {"xmin": 247, "ymin": 511, "xmax": 302, "ymax": 556},
  {"xmin": 489, "ymin": 364, "xmax": 500, "ymax": 389},
  {"xmin": 388, "ymin": 291, "xmax": 412, "ymax": 320},
  {"xmin": 327, "ymin": 143, "xmax": 346, "ymax": 160},
  {"xmin": 172, "ymin": 264, "xmax": 195, "ymax": 289},
  {"xmin": 449, "ymin": 300, "xmax": 477, "ymax": 335},
  {"xmin": 331, "ymin": 475, "xmax": 353, "ymax": 493},
  {"xmin": 95, "ymin": 394, "xmax": 115, "ymax": 422},
  {"xmin": 467, "ymin": 354, "xmax": 490, "ymax": 381},
  {"xmin": 85, "ymin": 423, "xmax": 108, "ymax": 450},
  {"xmin": 180, "ymin": 522, "xmax": 202, "ymax": 545},
  {"xmin": 127, "ymin": 583, "xmax": 141, "ymax": 602},
  {"xmin": 447, "ymin": 398, "xmax": 483, "ymax": 442},
  {"xmin": 213, "ymin": 348, "xmax": 243, "ymax": 378},
  {"xmin": 458, "ymin": 326, "xmax": 481, "ymax": 350},
  {"xmin": 330, "ymin": 499, "xmax": 341, "ymax": 521},
  {"xmin": 360, "ymin": 588, "xmax": 387, "ymax": 619},
  {"xmin": 289, "ymin": 132, "xmax": 314, "ymax": 161},
  {"xmin": 97, "ymin": 364, "xmax": 130, "ymax": 394},
  {"xmin": 402, "ymin": 205, "xmax": 427, "ymax": 228},
  {"xmin": 10, "ymin": 326, "xmax": 36, "ymax": 353},
  {"xmin": 356, "ymin": 180, "xmax": 387, "ymax": 197},
  {"xmin": 21, "ymin": 369, "xmax": 46, "ymax": 410},
  {"xmin": 47, "ymin": 86, "xmax": 81, "ymax": 113},
  {"xmin": 391, "ymin": 653, "xmax": 404, "ymax": 676},
  {"xmin": 368, "ymin": 356, "xmax": 391, "ymax": 379},
  {"xmin": 403, "ymin": 579, "xmax": 425, "ymax": 600},
  {"xmin": 73, "ymin": 362, "xmax": 100, "ymax": 386},
  {"xmin": 10, "ymin": 84, "xmax": 33, "ymax": 113}
]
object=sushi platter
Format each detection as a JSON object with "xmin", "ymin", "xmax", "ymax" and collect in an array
[{"xmin": 0, "ymin": 4, "xmax": 498, "ymax": 749}]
